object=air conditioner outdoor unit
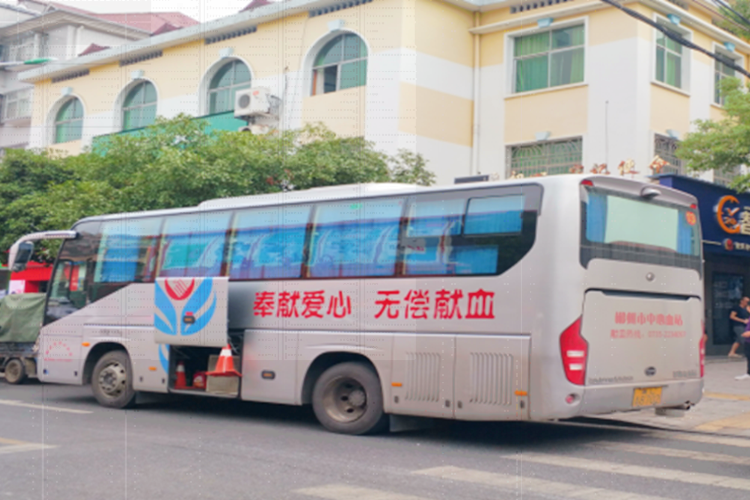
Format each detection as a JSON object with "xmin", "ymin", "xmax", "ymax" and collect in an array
[{"xmin": 234, "ymin": 87, "xmax": 279, "ymax": 118}]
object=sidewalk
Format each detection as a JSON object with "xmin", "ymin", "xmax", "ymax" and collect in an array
[{"xmin": 600, "ymin": 357, "xmax": 750, "ymax": 437}]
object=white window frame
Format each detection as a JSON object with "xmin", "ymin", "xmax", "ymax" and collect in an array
[
  {"xmin": 712, "ymin": 43, "xmax": 742, "ymax": 107},
  {"xmin": 2, "ymin": 88, "xmax": 32, "ymax": 122},
  {"xmin": 505, "ymin": 17, "xmax": 589, "ymax": 97},
  {"xmin": 652, "ymin": 16, "xmax": 692, "ymax": 94}
]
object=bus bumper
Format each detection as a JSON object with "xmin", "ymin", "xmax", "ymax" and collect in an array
[{"xmin": 577, "ymin": 378, "xmax": 704, "ymax": 416}]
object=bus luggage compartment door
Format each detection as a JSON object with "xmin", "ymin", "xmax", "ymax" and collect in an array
[
  {"xmin": 454, "ymin": 335, "xmax": 530, "ymax": 420},
  {"xmin": 153, "ymin": 277, "xmax": 228, "ymax": 347}
]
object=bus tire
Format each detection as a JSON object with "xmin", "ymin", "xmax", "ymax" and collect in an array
[
  {"xmin": 312, "ymin": 361, "xmax": 388, "ymax": 435},
  {"xmin": 4, "ymin": 358, "xmax": 27, "ymax": 385},
  {"xmin": 91, "ymin": 350, "xmax": 136, "ymax": 409}
]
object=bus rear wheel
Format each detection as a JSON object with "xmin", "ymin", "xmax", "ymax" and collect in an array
[
  {"xmin": 4, "ymin": 358, "xmax": 27, "ymax": 385},
  {"xmin": 312, "ymin": 362, "xmax": 388, "ymax": 435},
  {"xmin": 91, "ymin": 350, "xmax": 136, "ymax": 409}
]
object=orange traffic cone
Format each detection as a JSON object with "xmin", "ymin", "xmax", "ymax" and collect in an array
[
  {"xmin": 175, "ymin": 361, "xmax": 188, "ymax": 389},
  {"xmin": 207, "ymin": 344, "xmax": 241, "ymax": 377}
]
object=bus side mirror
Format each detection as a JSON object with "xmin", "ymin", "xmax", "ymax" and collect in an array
[{"xmin": 10, "ymin": 241, "xmax": 34, "ymax": 272}]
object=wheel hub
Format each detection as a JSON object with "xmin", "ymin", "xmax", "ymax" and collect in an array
[
  {"xmin": 322, "ymin": 376, "xmax": 368, "ymax": 423},
  {"xmin": 98, "ymin": 362, "xmax": 127, "ymax": 397}
]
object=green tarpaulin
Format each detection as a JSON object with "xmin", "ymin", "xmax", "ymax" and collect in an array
[{"xmin": 0, "ymin": 293, "xmax": 45, "ymax": 343}]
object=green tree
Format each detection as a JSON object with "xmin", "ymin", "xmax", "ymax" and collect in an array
[
  {"xmin": 0, "ymin": 116, "xmax": 435, "ymax": 263},
  {"xmin": 0, "ymin": 149, "xmax": 78, "ymax": 264},
  {"xmin": 677, "ymin": 78, "xmax": 750, "ymax": 190},
  {"xmin": 717, "ymin": 0, "xmax": 750, "ymax": 40}
]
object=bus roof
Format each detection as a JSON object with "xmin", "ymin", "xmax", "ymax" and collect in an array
[{"xmin": 73, "ymin": 174, "xmax": 695, "ymax": 225}]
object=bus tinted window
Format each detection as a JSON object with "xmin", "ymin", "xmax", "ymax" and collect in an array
[
  {"xmin": 404, "ymin": 193, "xmax": 529, "ymax": 276},
  {"xmin": 229, "ymin": 205, "xmax": 311, "ymax": 280},
  {"xmin": 95, "ymin": 217, "xmax": 162, "ymax": 284},
  {"xmin": 159, "ymin": 212, "xmax": 231, "ymax": 277},
  {"xmin": 582, "ymin": 188, "xmax": 700, "ymax": 271},
  {"xmin": 308, "ymin": 198, "xmax": 403, "ymax": 278},
  {"xmin": 465, "ymin": 195, "xmax": 524, "ymax": 235}
]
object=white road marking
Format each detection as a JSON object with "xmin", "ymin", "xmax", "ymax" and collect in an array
[
  {"xmin": 590, "ymin": 440, "xmax": 750, "ymax": 466},
  {"xmin": 518, "ymin": 453, "xmax": 750, "ymax": 491},
  {"xmin": 295, "ymin": 484, "xmax": 430, "ymax": 500},
  {"xmin": 0, "ymin": 399, "xmax": 92, "ymax": 414},
  {"xmin": 0, "ymin": 443, "xmax": 56, "ymax": 455},
  {"xmin": 415, "ymin": 466, "xmax": 670, "ymax": 500},
  {"xmin": 648, "ymin": 430, "xmax": 750, "ymax": 449}
]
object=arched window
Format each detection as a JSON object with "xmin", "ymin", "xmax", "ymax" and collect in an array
[
  {"xmin": 122, "ymin": 81, "xmax": 157, "ymax": 131},
  {"xmin": 54, "ymin": 98, "xmax": 83, "ymax": 144},
  {"xmin": 312, "ymin": 34, "xmax": 367, "ymax": 96},
  {"xmin": 208, "ymin": 60, "xmax": 251, "ymax": 114}
]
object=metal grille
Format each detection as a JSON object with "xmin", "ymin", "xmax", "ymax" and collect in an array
[
  {"xmin": 510, "ymin": 0, "xmax": 572, "ymax": 14},
  {"xmin": 404, "ymin": 352, "xmax": 441, "ymax": 403},
  {"xmin": 654, "ymin": 134, "xmax": 683, "ymax": 175},
  {"xmin": 713, "ymin": 167, "xmax": 740, "ymax": 187},
  {"xmin": 507, "ymin": 138, "xmax": 583, "ymax": 177},
  {"xmin": 468, "ymin": 353, "xmax": 513, "ymax": 406},
  {"xmin": 120, "ymin": 51, "xmax": 163, "ymax": 67}
]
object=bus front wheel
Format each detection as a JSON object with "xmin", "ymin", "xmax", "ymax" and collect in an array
[
  {"xmin": 4, "ymin": 358, "xmax": 27, "ymax": 385},
  {"xmin": 312, "ymin": 361, "xmax": 388, "ymax": 435},
  {"xmin": 91, "ymin": 350, "xmax": 136, "ymax": 409}
]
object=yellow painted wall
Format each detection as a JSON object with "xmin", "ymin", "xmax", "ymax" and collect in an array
[
  {"xmin": 504, "ymin": 86, "xmax": 588, "ymax": 144},
  {"xmin": 650, "ymin": 84, "xmax": 690, "ymax": 137},
  {"xmin": 30, "ymin": 0, "xmax": 409, "ymax": 135},
  {"xmin": 588, "ymin": 8, "xmax": 638, "ymax": 45},
  {"xmin": 398, "ymin": 82, "xmax": 473, "ymax": 146},
  {"xmin": 413, "ymin": 0, "xmax": 474, "ymax": 67},
  {"xmin": 302, "ymin": 87, "xmax": 366, "ymax": 137},
  {"xmin": 709, "ymin": 104, "xmax": 726, "ymax": 123},
  {"xmin": 47, "ymin": 140, "xmax": 82, "ymax": 158}
]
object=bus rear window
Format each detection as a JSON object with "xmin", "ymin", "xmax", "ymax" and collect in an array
[{"xmin": 581, "ymin": 189, "xmax": 700, "ymax": 272}]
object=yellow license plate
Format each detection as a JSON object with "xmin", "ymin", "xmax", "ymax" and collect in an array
[{"xmin": 632, "ymin": 387, "xmax": 662, "ymax": 408}]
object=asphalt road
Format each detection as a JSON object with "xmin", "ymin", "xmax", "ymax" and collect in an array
[{"xmin": 2, "ymin": 379, "xmax": 750, "ymax": 500}]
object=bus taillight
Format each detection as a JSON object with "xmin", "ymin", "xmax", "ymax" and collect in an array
[
  {"xmin": 700, "ymin": 320, "xmax": 706, "ymax": 378},
  {"xmin": 560, "ymin": 317, "xmax": 587, "ymax": 385}
]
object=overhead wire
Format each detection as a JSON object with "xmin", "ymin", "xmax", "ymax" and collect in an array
[{"xmin": 598, "ymin": 0, "xmax": 750, "ymax": 79}]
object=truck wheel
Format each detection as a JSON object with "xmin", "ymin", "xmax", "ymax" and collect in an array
[
  {"xmin": 91, "ymin": 350, "xmax": 136, "ymax": 409},
  {"xmin": 312, "ymin": 362, "xmax": 388, "ymax": 435},
  {"xmin": 4, "ymin": 358, "xmax": 27, "ymax": 385}
]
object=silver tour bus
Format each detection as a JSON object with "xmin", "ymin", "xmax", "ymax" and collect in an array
[{"xmin": 9, "ymin": 175, "xmax": 704, "ymax": 434}]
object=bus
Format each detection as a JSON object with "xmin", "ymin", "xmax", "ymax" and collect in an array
[{"xmin": 8, "ymin": 175, "xmax": 705, "ymax": 434}]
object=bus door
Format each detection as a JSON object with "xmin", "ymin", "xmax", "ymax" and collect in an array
[{"xmin": 153, "ymin": 277, "xmax": 229, "ymax": 347}]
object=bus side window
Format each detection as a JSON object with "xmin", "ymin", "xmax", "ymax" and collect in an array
[
  {"xmin": 159, "ymin": 212, "xmax": 231, "ymax": 278},
  {"xmin": 229, "ymin": 205, "xmax": 310, "ymax": 280},
  {"xmin": 308, "ymin": 198, "xmax": 403, "ymax": 278},
  {"xmin": 45, "ymin": 220, "xmax": 101, "ymax": 324},
  {"xmin": 92, "ymin": 217, "xmax": 164, "ymax": 301}
]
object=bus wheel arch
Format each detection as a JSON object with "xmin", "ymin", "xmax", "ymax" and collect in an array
[
  {"xmin": 83, "ymin": 342, "xmax": 129, "ymax": 385},
  {"xmin": 302, "ymin": 352, "xmax": 388, "ymax": 435},
  {"xmin": 301, "ymin": 352, "xmax": 381, "ymax": 405}
]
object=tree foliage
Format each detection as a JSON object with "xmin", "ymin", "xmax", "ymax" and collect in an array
[
  {"xmin": 0, "ymin": 116, "xmax": 434, "ymax": 264},
  {"xmin": 676, "ymin": 78, "xmax": 750, "ymax": 190},
  {"xmin": 717, "ymin": 0, "xmax": 750, "ymax": 41}
]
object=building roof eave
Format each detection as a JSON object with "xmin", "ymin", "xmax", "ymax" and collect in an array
[
  {"xmin": 17, "ymin": 0, "xmax": 518, "ymax": 83},
  {"xmin": 0, "ymin": 9, "xmax": 151, "ymax": 39}
]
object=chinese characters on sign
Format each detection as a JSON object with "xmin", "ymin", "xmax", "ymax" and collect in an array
[
  {"xmin": 374, "ymin": 289, "xmax": 495, "ymax": 319},
  {"xmin": 611, "ymin": 311, "xmax": 686, "ymax": 339},
  {"xmin": 253, "ymin": 289, "xmax": 496, "ymax": 320}
]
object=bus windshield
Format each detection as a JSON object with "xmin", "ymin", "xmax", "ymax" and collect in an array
[{"xmin": 581, "ymin": 188, "xmax": 701, "ymax": 272}]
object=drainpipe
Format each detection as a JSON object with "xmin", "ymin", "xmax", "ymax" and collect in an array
[{"xmin": 471, "ymin": 11, "xmax": 481, "ymax": 176}]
